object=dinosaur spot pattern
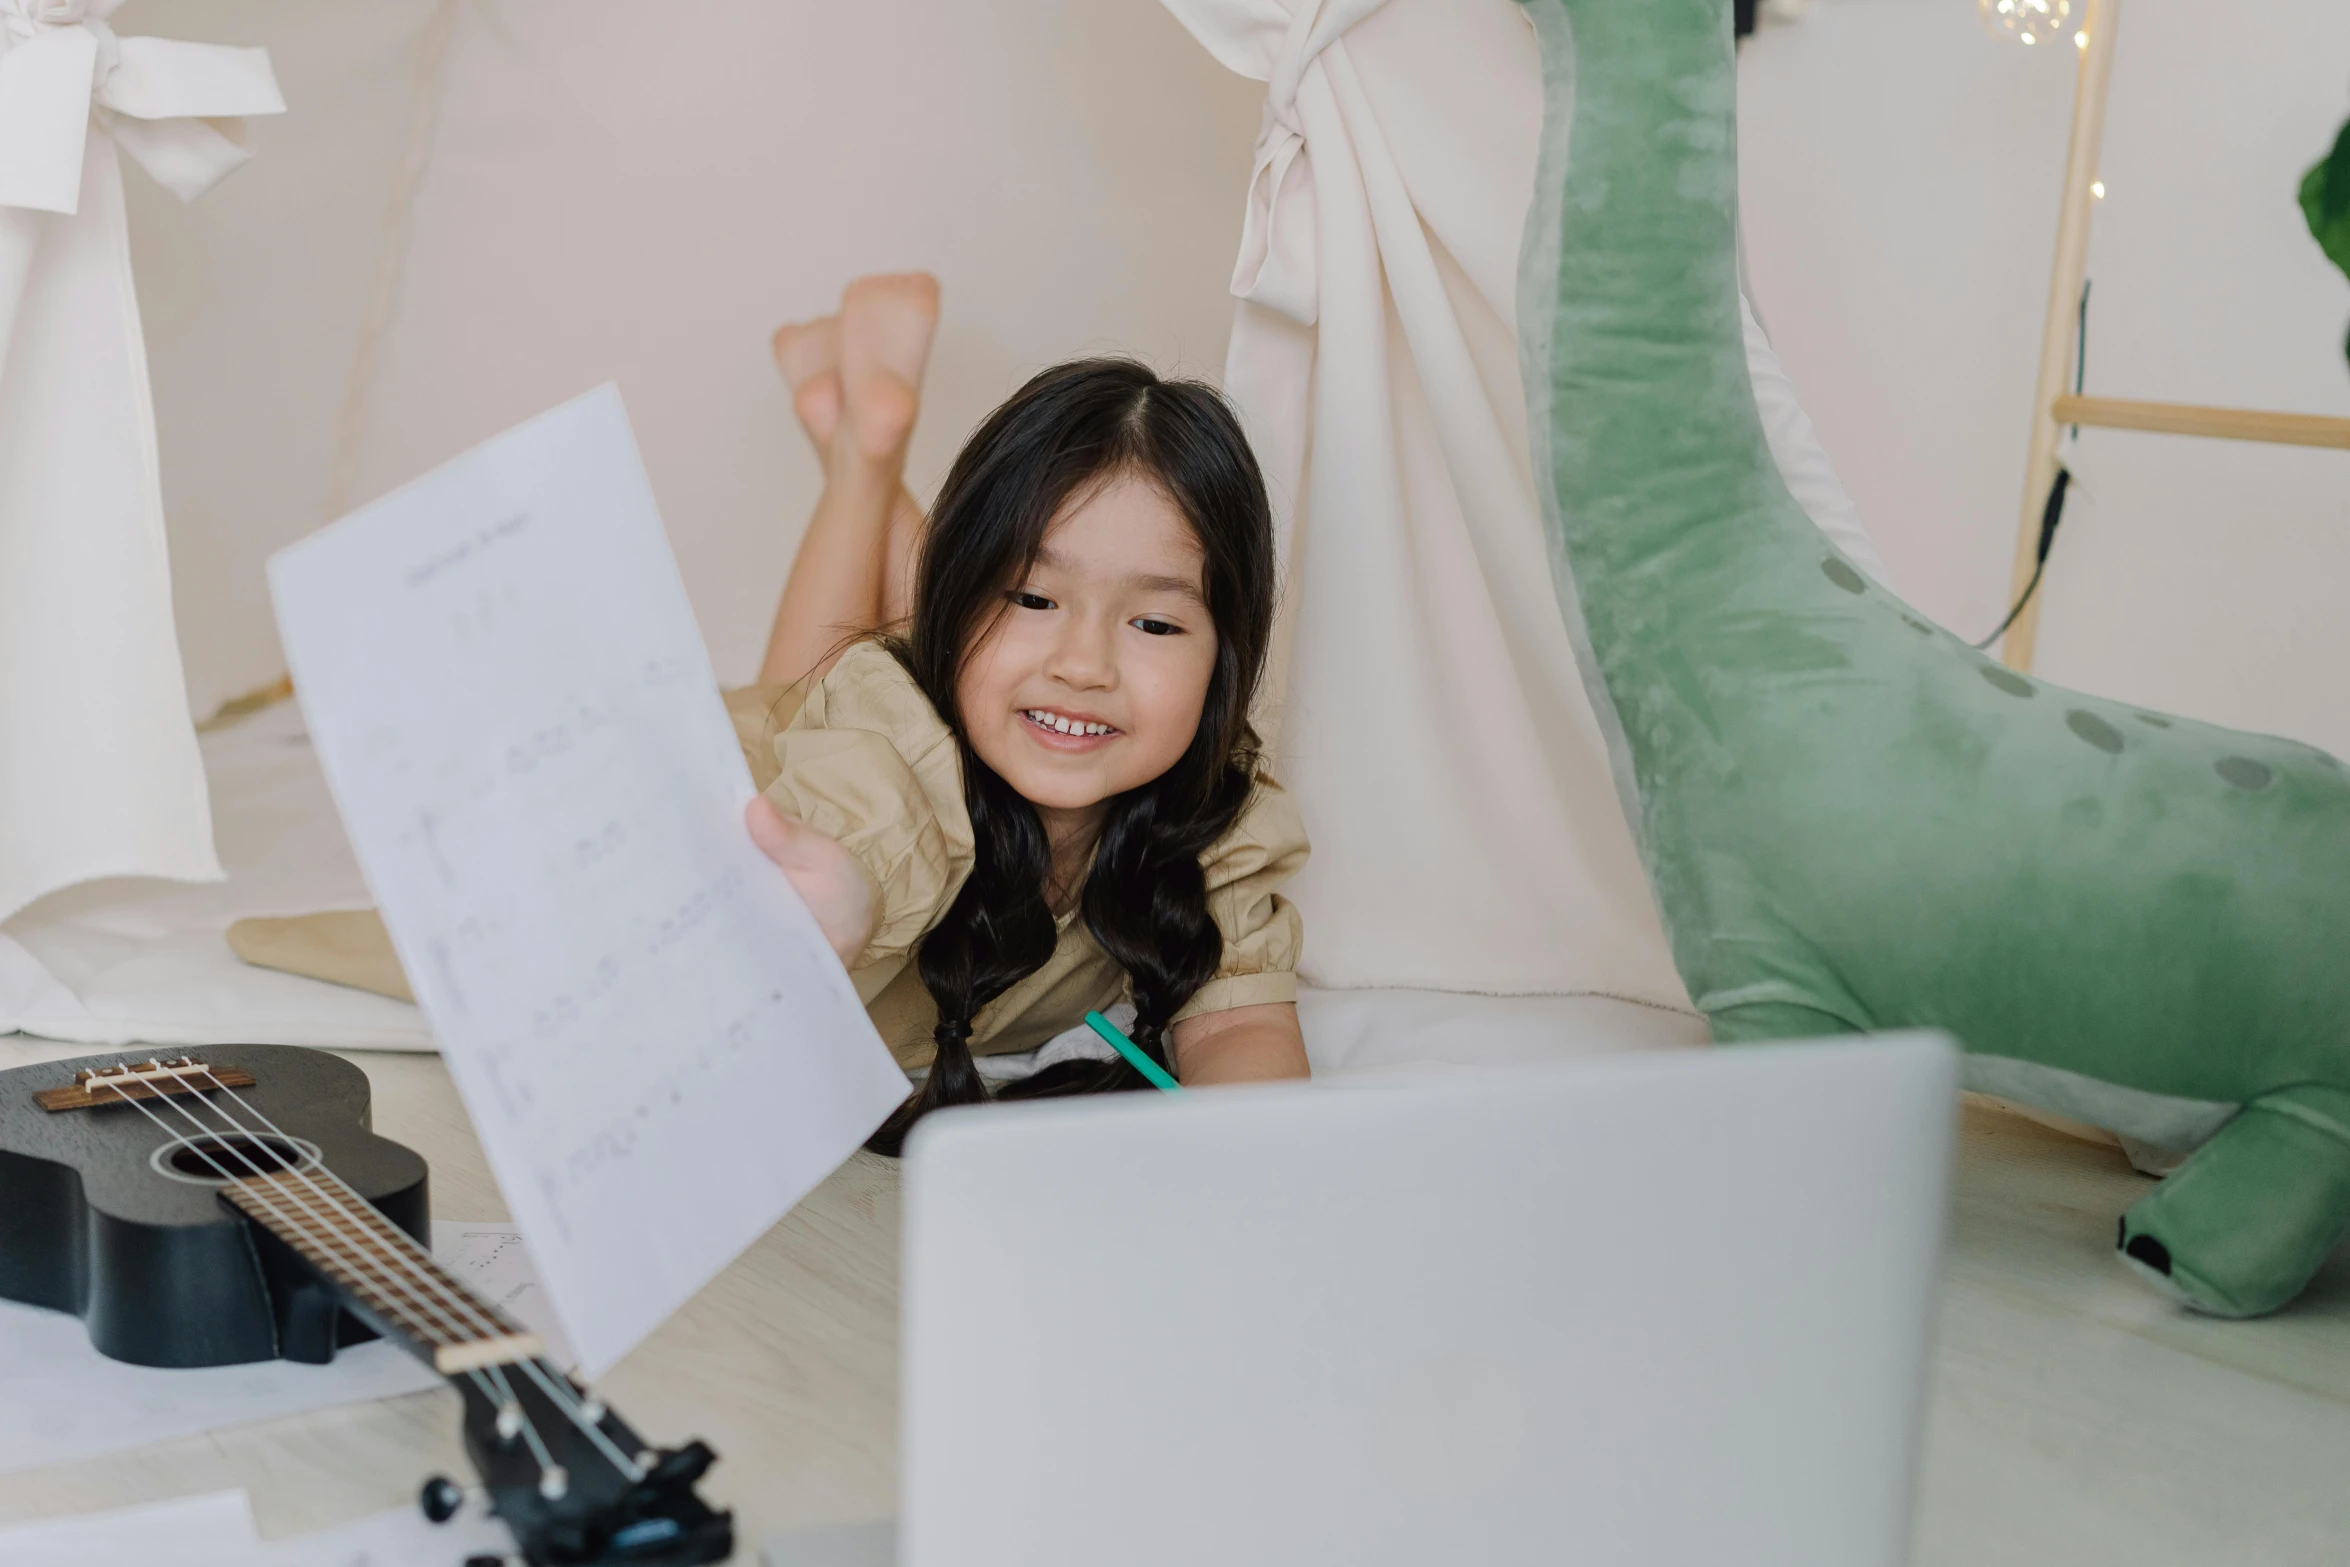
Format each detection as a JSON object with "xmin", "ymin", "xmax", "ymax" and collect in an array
[
  {"xmin": 2135, "ymin": 713, "xmax": 2173, "ymax": 729},
  {"xmin": 1902, "ymin": 616, "xmax": 1933, "ymax": 636},
  {"xmin": 1820, "ymin": 558, "xmax": 1866, "ymax": 594},
  {"xmin": 1979, "ymin": 665, "xmax": 2036, "ymax": 699},
  {"xmin": 2216, "ymin": 757, "xmax": 2274, "ymax": 792},
  {"xmin": 2067, "ymin": 711, "xmax": 2124, "ymax": 754}
]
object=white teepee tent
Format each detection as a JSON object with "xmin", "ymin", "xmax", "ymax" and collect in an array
[
  {"xmin": 1, "ymin": 0, "xmax": 1881, "ymax": 1047},
  {"xmin": 1160, "ymin": 0, "xmax": 1884, "ymax": 1006},
  {"xmin": 0, "ymin": 0, "xmax": 282, "ymax": 924}
]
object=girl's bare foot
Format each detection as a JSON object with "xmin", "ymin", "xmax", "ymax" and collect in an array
[
  {"xmin": 759, "ymin": 275, "xmax": 938, "ymax": 680},
  {"xmin": 772, "ymin": 315, "xmax": 842, "ymax": 451},
  {"xmin": 838, "ymin": 273, "xmax": 940, "ymax": 462}
]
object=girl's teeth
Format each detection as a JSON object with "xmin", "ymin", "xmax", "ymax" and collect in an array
[{"xmin": 1027, "ymin": 710, "xmax": 1110, "ymax": 737}]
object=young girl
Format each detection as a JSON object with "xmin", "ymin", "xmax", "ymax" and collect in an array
[{"xmin": 738, "ymin": 275, "xmax": 1310, "ymax": 1151}]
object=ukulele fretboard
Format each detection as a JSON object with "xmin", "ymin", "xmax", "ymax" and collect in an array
[{"xmin": 221, "ymin": 1166, "xmax": 543, "ymax": 1375}]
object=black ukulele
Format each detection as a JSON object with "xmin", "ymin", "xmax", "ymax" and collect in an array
[{"xmin": 0, "ymin": 1043, "xmax": 732, "ymax": 1566}]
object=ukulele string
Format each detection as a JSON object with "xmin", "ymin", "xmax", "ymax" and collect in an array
[
  {"xmin": 171, "ymin": 1061, "xmax": 642, "ymax": 1482},
  {"xmin": 104, "ymin": 1061, "xmax": 638, "ymax": 1489},
  {"xmin": 512, "ymin": 1355, "xmax": 645, "ymax": 1481},
  {"xmin": 484, "ymin": 1361, "xmax": 561, "ymax": 1483},
  {"xmin": 101, "ymin": 1069, "xmax": 562, "ymax": 1475},
  {"xmin": 155, "ymin": 1062, "xmax": 506, "ymax": 1342},
  {"xmin": 111, "ymin": 1071, "xmax": 491, "ymax": 1353},
  {"xmin": 174, "ymin": 1061, "xmax": 630, "ymax": 1471}
]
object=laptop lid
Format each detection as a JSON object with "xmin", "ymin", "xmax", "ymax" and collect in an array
[{"xmin": 900, "ymin": 1035, "xmax": 1956, "ymax": 1567}]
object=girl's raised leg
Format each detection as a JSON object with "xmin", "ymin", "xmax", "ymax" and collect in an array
[{"xmin": 760, "ymin": 274, "xmax": 938, "ymax": 685}]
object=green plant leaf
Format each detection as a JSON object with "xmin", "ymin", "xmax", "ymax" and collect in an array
[
  {"xmin": 2303, "ymin": 118, "xmax": 2350, "ymax": 282},
  {"xmin": 2305, "ymin": 119, "xmax": 2350, "ymax": 371}
]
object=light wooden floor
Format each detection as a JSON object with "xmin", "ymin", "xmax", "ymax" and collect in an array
[{"xmin": 1, "ymin": 1040, "xmax": 2345, "ymax": 1563}]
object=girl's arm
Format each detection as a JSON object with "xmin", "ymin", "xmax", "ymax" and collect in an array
[{"xmin": 1170, "ymin": 1002, "xmax": 1310, "ymax": 1087}]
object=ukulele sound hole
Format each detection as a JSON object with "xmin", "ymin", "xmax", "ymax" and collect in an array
[{"xmin": 150, "ymin": 1134, "xmax": 322, "ymax": 1186}]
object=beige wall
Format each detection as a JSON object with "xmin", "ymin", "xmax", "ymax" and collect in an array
[
  {"xmin": 1740, "ymin": 0, "xmax": 2350, "ymax": 756},
  {"xmin": 126, "ymin": 0, "xmax": 1263, "ymax": 710}
]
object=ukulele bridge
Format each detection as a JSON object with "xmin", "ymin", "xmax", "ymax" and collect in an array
[{"xmin": 34, "ymin": 1058, "xmax": 258, "ymax": 1113}]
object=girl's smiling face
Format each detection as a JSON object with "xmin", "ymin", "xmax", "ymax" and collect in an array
[{"xmin": 956, "ymin": 472, "xmax": 1218, "ymax": 838}]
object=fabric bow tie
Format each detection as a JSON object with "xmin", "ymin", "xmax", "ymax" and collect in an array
[
  {"xmin": 0, "ymin": 0, "xmax": 284, "ymax": 214},
  {"xmin": 1167, "ymin": 0, "xmax": 1393, "ymax": 327}
]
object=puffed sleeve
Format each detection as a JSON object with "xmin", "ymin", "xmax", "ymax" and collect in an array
[
  {"xmin": 1171, "ymin": 770, "xmax": 1310, "ymax": 1022},
  {"xmin": 753, "ymin": 642, "xmax": 974, "ymax": 973},
  {"xmin": 723, "ymin": 683, "xmax": 803, "ymax": 792}
]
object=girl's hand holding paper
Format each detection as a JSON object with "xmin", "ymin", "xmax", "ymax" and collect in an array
[{"xmin": 744, "ymin": 796, "xmax": 878, "ymax": 970}]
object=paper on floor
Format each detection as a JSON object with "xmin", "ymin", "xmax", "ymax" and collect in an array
[
  {"xmin": 268, "ymin": 385, "xmax": 909, "ymax": 1378},
  {"xmin": 0, "ymin": 1490, "xmax": 516, "ymax": 1567},
  {"xmin": 0, "ymin": 1221, "xmax": 555, "ymax": 1476},
  {"xmin": 0, "ymin": 1489, "xmax": 257, "ymax": 1566},
  {"xmin": 0, "ymin": 1292, "xmax": 438, "ymax": 1476},
  {"xmin": 432, "ymin": 1219, "xmax": 577, "ymax": 1371}
]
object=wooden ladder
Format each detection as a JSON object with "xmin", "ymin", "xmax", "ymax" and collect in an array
[{"xmin": 1999, "ymin": 0, "xmax": 2350, "ymax": 672}]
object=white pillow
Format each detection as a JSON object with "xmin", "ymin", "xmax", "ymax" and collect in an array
[{"xmin": 1300, "ymin": 987, "xmax": 1705, "ymax": 1075}]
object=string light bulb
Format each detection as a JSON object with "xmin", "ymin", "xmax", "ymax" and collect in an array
[{"xmin": 1980, "ymin": 0, "xmax": 2073, "ymax": 48}]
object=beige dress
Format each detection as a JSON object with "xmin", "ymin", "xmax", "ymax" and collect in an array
[
  {"xmin": 232, "ymin": 641, "xmax": 1310, "ymax": 1077},
  {"xmin": 728, "ymin": 641, "xmax": 1309, "ymax": 1073}
]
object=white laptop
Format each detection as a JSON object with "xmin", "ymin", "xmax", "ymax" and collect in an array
[{"xmin": 771, "ymin": 1034, "xmax": 1956, "ymax": 1567}]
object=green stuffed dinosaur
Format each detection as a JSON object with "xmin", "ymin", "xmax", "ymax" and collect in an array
[{"xmin": 1514, "ymin": 0, "xmax": 2350, "ymax": 1317}]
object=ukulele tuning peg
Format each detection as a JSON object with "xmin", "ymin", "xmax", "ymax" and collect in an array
[
  {"xmin": 537, "ymin": 1464, "xmax": 569, "ymax": 1500},
  {"xmin": 494, "ymin": 1401, "xmax": 524, "ymax": 1440},
  {"xmin": 419, "ymin": 1474, "xmax": 465, "ymax": 1524}
]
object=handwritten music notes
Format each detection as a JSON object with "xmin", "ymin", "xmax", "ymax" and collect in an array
[
  {"xmin": 433, "ymin": 1220, "xmax": 578, "ymax": 1371},
  {"xmin": 271, "ymin": 386, "xmax": 909, "ymax": 1377}
]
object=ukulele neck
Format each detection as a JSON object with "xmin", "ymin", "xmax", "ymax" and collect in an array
[{"xmin": 219, "ymin": 1166, "xmax": 542, "ymax": 1375}]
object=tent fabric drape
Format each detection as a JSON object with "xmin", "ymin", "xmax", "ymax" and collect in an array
[
  {"xmin": 0, "ymin": 0, "xmax": 283, "ymax": 923},
  {"xmin": 1159, "ymin": 0, "xmax": 1886, "ymax": 1005}
]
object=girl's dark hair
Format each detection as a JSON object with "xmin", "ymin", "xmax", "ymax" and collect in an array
[{"xmin": 866, "ymin": 358, "xmax": 1276, "ymax": 1155}]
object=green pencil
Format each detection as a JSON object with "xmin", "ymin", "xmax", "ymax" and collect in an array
[{"xmin": 1084, "ymin": 1010, "xmax": 1184, "ymax": 1093}]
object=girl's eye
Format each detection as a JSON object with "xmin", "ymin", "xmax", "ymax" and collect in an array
[
  {"xmin": 1009, "ymin": 591, "xmax": 1055, "ymax": 611},
  {"xmin": 1131, "ymin": 617, "xmax": 1182, "ymax": 637}
]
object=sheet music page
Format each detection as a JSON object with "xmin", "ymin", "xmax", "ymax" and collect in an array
[{"xmin": 270, "ymin": 385, "xmax": 910, "ymax": 1377}]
